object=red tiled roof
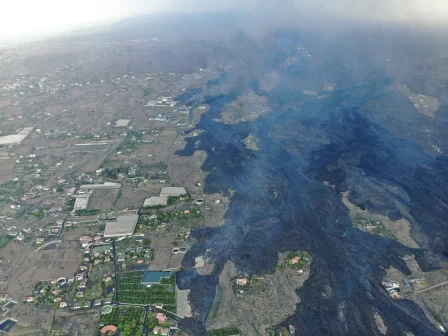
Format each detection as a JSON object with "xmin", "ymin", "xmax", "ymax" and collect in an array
[
  {"xmin": 156, "ymin": 312, "xmax": 167, "ymax": 323},
  {"xmin": 100, "ymin": 325, "xmax": 117, "ymax": 334},
  {"xmin": 291, "ymin": 256, "xmax": 301, "ymax": 264},
  {"xmin": 236, "ymin": 278, "xmax": 247, "ymax": 286}
]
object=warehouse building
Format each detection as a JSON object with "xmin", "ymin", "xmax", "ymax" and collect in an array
[
  {"xmin": 74, "ymin": 194, "xmax": 90, "ymax": 211},
  {"xmin": 143, "ymin": 196, "xmax": 168, "ymax": 207},
  {"xmin": 104, "ymin": 215, "xmax": 139, "ymax": 238},
  {"xmin": 159, "ymin": 187, "xmax": 187, "ymax": 197},
  {"xmin": 0, "ymin": 127, "xmax": 33, "ymax": 145},
  {"xmin": 80, "ymin": 182, "xmax": 121, "ymax": 190}
]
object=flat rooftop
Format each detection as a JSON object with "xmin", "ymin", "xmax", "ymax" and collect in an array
[
  {"xmin": 159, "ymin": 187, "xmax": 187, "ymax": 197},
  {"xmin": 115, "ymin": 119, "xmax": 131, "ymax": 127},
  {"xmin": 143, "ymin": 196, "xmax": 168, "ymax": 207},
  {"xmin": 74, "ymin": 194, "xmax": 90, "ymax": 211},
  {"xmin": 80, "ymin": 182, "xmax": 121, "ymax": 190},
  {"xmin": 0, "ymin": 127, "xmax": 33, "ymax": 145},
  {"xmin": 72, "ymin": 143, "xmax": 110, "ymax": 152},
  {"xmin": 104, "ymin": 215, "xmax": 139, "ymax": 238}
]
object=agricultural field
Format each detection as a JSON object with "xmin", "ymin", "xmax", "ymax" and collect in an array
[
  {"xmin": 116, "ymin": 271, "xmax": 177, "ymax": 311},
  {"xmin": 74, "ymin": 209, "xmax": 100, "ymax": 216},
  {"xmin": 137, "ymin": 208, "xmax": 202, "ymax": 235},
  {"xmin": 353, "ymin": 215, "xmax": 395, "ymax": 239},
  {"xmin": 147, "ymin": 209, "xmax": 202, "ymax": 222},
  {"xmin": 0, "ymin": 235, "xmax": 13, "ymax": 248}
]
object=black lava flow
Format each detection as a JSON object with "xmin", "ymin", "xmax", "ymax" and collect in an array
[{"xmin": 173, "ymin": 36, "xmax": 448, "ymax": 336}]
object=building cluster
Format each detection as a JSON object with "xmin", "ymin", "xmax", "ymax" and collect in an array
[
  {"xmin": 26, "ymin": 276, "xmax": 73, "ymax": 308},
  {"xmin": 382, "ymin": 281, "xmax": 401, "ymax": 299},
  {"xmin": 0, "ymin": 294, "xmax": 17, "ymax": 317}
]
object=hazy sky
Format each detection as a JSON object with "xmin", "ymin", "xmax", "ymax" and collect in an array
[{"xmin": 1, "ymin": 0, "xmax": 448, "ymax": 44}]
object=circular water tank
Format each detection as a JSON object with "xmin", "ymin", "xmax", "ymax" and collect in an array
[{"xmin": 56, "ymin": 277, "xmax": 67, "ymax": 286}]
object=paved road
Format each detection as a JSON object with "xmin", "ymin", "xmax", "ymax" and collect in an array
[
  {"xmin": 67, "ymin": 265, "xmax": 81, "ymax": 308},
  {"xmin": 56, "ymin": 216, "xmax": 67, "ymax": 240},
  {"xmin": 117, "ymin": 301, "xmax": 183, "ymax": 323},
  {"xmin": 142, "ymin": 305, "xmax": 150, "ymax": 336},
  {"xmin": 111, "ymin": 238, "xmax": 120, "ymax": 306}
]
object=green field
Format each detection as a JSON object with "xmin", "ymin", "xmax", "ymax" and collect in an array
[
  {"xmin": 116, "ymin": 272, "xmax": 176, "ymax": 312},
  {"xmin": 0, "ymin": 235, "xmax": 14, "ymax": 248},
  {"xmin": 74, "ymin": 209, "xmax": 100, "ymax": 216}
]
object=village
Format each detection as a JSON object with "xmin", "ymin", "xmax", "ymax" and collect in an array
[
  {"xmin": 2, "ymin": 20, "xmax": 448, "ymax": 336},
  {"xmin": 0, "ymin": 56, "xmax": 303, "ymax": 333},
  {"xmin": 0, "ymin": 35, "xmax": 244, "ymax": 335}
]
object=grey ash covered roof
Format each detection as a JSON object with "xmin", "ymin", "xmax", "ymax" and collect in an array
[{"xmin": 104, "ymin": 215, "xmax": 139, "ymax": 237}]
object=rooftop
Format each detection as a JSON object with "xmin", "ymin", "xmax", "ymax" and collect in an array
[
  {"xmin": 115, "ymin": 119, "xmax": 131, "ymax": 127},
  {"xmin": 80, "ymin": 182, "xmax": 121, "ymax": 190},
  {"xmin": 0, "ymin": 127, "xmax": 33, "ymax": 145},
  {"xmin": 159, "ymin": 187, "xmax": 187, "ymax": 197},
  {"xmin": 156, "ymin": 312, "xmax": 167, "ymax": 323},
  {"xmin": 104, "ymin": 215, "xmax": 139, "ymax": 238},
  {"xmin": 153, "ymin": 326, "xmax": 169, "ymax": 336},
  {"xmin": 143, "ymin": 196, "xmax": 168, "ymax": 207},
  {"xmin": 74, "ymin": 194, "xmax": 90, "ymax": 211},
  {"xmin": 100, "ymin": 325, "xmax": 118, "ymax": 334}
]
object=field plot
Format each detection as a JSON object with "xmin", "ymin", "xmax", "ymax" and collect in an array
[
  {"xmin": 49, "ymin": 311, "xmax": 100, "ymax": 336},
  {"xmin": 0, "ymin": 235, "xmax": 14, "ymax": 248},
  {"xmin": 145, "ymin": 232, "xmax": 184, "ymax": 270},
  {"xmin": 0, "ymin": 242, "xmax": 81, "ymax": 298},
  {"xmin": 116, "ymin": 271, "xmax": 176, "ymax": 311},
  {"xmin": 2, "ymin": 303, "xmax": 52, "ymax": 335},
  {"xmin": 114, "ymin": 185, "xmax": 148, "ymax": 210},
  {"xmin": 0, "ymin": 158, "xmax": 15, "ymax": 184},
  {"xmin": 72, "ymin": 143, "xmax": 110, "ymax": 152},
  {"xmin": 21, "ymin": 250, "xmax": 80, "ymax": 281}
]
